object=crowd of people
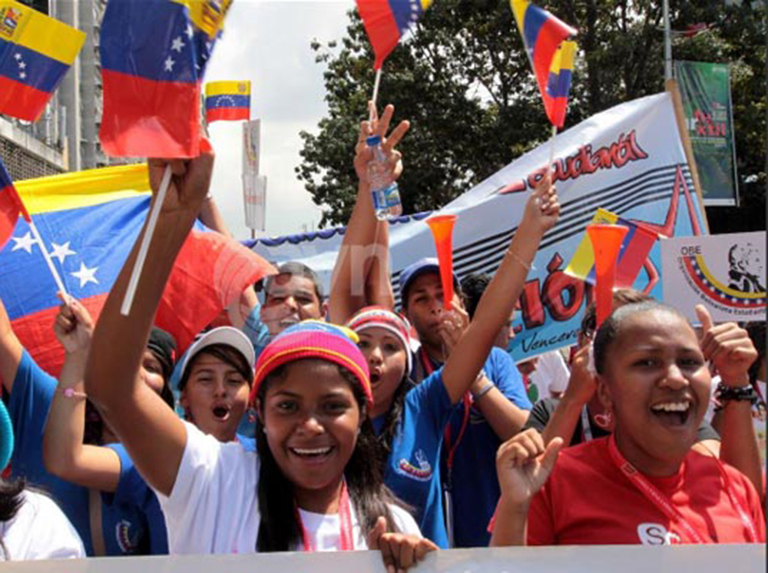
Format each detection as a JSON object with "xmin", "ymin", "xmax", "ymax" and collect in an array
[{"xmin": 0, "ymin": 104, "xmax": 764, "ymax": 566}]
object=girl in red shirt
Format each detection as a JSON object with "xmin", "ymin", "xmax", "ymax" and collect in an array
[{"xmin": 492, "ymin": 301, "xmax": 765, "ymax": 545}]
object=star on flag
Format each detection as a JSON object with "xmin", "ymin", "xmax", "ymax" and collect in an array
[{"xmin": 71, "ymin": 262, "xmax": 98, "ymax": 288}]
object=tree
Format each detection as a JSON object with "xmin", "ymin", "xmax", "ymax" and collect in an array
[{"xmin": 298, "ymin": 0, "xmax": 765, "ymax": 230}]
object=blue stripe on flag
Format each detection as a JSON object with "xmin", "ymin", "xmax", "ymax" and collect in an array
[
  {"xmin": 0, "ymin": 39, "xmax": 70, "ymax": 93},
  {"xmin": 545, "ymin": 68, "xmax": 573, "ymax": 98},
  {"xmin": 205, "ymin": 94, "xmax": 250, "ymax": 110},
  {"xmin": 388, "ymin": 0, "xmax": 424, "ymax": 35},
  {"xmin": 99, "ymin": 0, "xmax": 198, "ymax": 83}
]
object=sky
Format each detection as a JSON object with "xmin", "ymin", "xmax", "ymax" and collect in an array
[{"xmin": 204, "ymin": 0, "xmax": 352, "ymax": 239}]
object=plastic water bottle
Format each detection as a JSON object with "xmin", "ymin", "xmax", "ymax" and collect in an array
[{"xmin": 366, "ymin": 135, "xmax": 402, "ymax": 220}]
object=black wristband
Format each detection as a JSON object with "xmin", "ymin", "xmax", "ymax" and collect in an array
[{"xmin": 715, "ymin": 382, "xmax": 759, "ymax": 407}]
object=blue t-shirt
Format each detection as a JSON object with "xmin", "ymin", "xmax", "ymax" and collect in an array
[
  {"xmin": 376, "ymin": 370, "xmax": 454, "ymax": 549},
  {"xmin": 104, "ymin": 444, "xmax": 168, "ymax": 554},
  {"xmin": 442, "ymin": 347, "xmax": 531, "ymax": 547},
  {"xmin": 8, "ymin": 350, "xmax": 165, "ymax": 556}
]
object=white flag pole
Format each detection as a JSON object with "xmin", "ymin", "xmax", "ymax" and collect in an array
[
  {"xmin": 27, "ymin": 219, "xmax": 68, "ymax": 297},
  {"xmin": 120, "ymin": 164, "xmax": 172, "ymax": 316}
]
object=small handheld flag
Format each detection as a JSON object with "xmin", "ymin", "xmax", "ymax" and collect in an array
[
  {"xmin": 510, "ymin": 0, "xmax": 577, "ymax": 128},
  {"xmin": 0, "ymin": 1, "xmax": 85, "ymax": 122},
  {"xmin": 565, "ymin": 208, "xmax": 660, "ymax": 291},
  {"xmin": 356, "ymin": 0, "xmax": 432, "ymax": 70},
  {"xmin": 205, "ymin": 80, "xmax": 251, "ymax": 123},
  {"xmin": 99, "ymin": 0, "xmax": 232, "ymax": 158}
]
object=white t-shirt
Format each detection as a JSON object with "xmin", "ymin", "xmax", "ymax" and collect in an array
[
  {"xmin": 526, "ymin": 349, "xmax": 571, "ymax": 399},
  {"xmin": 158, "ymin": 422, "xmax": 421, "ymax": 554},
  {"xmin": 0, "ymin": 490, "xmax": 85, "ymax": 560}
]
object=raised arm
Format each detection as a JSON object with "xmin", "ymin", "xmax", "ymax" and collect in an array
[
  {"xmin": 697, "ymin": 305, "xmax": 763, "ymax": 499},
  {"xmin": 441, "ymin": 178, "xmax": 560, "ymax": 404},
  {"xmin": 85, "ymin": 146, "xmax": 214, "ymax": 497},
  {"xmin": 539, "ymin": 345, "xmax": 595, "ymax": 444},
  {"xmin": 328, "ymin": 104, "xmax": 408, "ymax": 324},
  {"xmin": 43, "ymin": 296, "xmax": 122, "ymax": 492},
  {"xmin": 0, "ymin": 295, "xmax": 23, "ymax": 393}
]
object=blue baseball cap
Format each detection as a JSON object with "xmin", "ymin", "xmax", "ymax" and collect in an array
[{"xmin": 398, "ymin": 257, "xmax": 460, "ymax": 307}]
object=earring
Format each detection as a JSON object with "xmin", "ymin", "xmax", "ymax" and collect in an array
[{"xmin": 593, "ymin": 410, "xmax": 613, "ymax": 429}]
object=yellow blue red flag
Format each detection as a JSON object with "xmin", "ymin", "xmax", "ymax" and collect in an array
[
  {"xmin": 510, "ymin": 0, "xmax": 577, "ymax": 128},
  {"xmin": 205, "ymin": 80, "xmax": 251, "ymax": 123},
  {"xmin": 1, "ymin": 164, "xmax": 275, "ymax": 375},
  {"xmin": 357, "ymin": 0, "xmax": 432, "ymax": 70},
  {"xmin": 565, "ymin": 208, "xmax": 659, "ymax": 290},
  {"xmin": 99, "ymin": 0, "xmax": 233, "ymax": 158},
  {"xmin": 0, "ymin": 1, "xmax": 85, "ymax": 121}
]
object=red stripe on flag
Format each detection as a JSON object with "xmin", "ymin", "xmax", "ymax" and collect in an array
[
  {"xmin": 0, "ymin": 186, "xmax": 20, "ymax": 251},
  {"xmin": 12, "ymin": 295, "xmax": 109, "ymax": 377},
  {"xmin": 531, "ymin": 19, "xmax": 566, "ymax": 99},
  {"xmin": 357, "ymin": 0, "xmax": 403, "ymax": 69},
  {"xmin": 206, "ymin": 107, "xmax": 250, "ymax": 123},
  {"xmin": 0, "ymin": 76, "xmax": 52, "ymax": 122},
  {"xmin": 99, "ymin": 70, "xmax": 201, "ymax": 158},
  {"xmin": 615, "ymin": 223, "xmax": 658, "ymax": 289}
]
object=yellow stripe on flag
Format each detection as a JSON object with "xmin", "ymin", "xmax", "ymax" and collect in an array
[
  {"xmin": 174, "ymin": 0, "xmax": 233, "ymax": 39},
  {"xmin": 205, "ymin": 80, "xmax": 251, "ymax": 97},
  {"xmin": 0, "ymin": 1, "xmax": 85, "ymax": 64},
  {"xmin": 550, "ymin": 40, "xmax": 577, "ymax": 73},
  {"xmin": 510, "ymin": 0, "xmax": 529, "ymax": 37},
  {"xmin": 420, "ymin": 0, "xmax": 433, "ymax": 10},
  {"xmin": 16, "ymin": 165, "xmax": 151, "ymax": 215},
  {"xmin": 564, "ymin": 209, "xmax": 619, "ymax": 281}
]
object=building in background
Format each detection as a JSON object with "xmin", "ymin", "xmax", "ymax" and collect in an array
[{"xmin": 0, "ymin": 0, "xmax": 109, "ymax": 181}]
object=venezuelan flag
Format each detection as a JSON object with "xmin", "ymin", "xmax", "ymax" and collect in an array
[
  {"xmin": 357, "ymin": 0, "xmax": 432, "ymax": 70},
  {"xmin": 99, "ymin": 0, "xmax": 232, "ymax": 158},
  {"xmin": 205, "ymin": 80, "xmax": 251, "ymax": 123},
  {"xmin": 0, "ymin": 1, "xmax": 85, "ymax": 122},
  {"xmin": 511, "ymin": 0, "xmax": 576, "ymax": 127},
  {"xmin": 565, "ymin": 208, "xmax": 659, "ymax": 290},
  {"xmin": 1, "ymin": 164, "xmax": 274, "ymax": 375},
  {"xmin": 544, "ymin": 40, "xmax": 576, "ymax": 128}
]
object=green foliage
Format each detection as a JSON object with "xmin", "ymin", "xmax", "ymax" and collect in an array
[{"xmin": 297, "ymin": 0, "xmax": 765, "ymax": 229}]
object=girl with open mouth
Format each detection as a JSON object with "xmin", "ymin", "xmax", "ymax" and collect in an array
[
  {"xmin": 491, "ymin": 301, "xmax": 765, "ymax": 546},
  {"xmin": 84, "ymin": 142, "xmax": 435, "ymax": 570}
]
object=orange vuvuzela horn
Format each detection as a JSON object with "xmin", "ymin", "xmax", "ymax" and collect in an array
[
  {"xmin": 426, "ymin": 214, "xmax": 457, "ymax": 310},
  {"xmin": 587, "ymin": 223, "xmax": 629, "ymax": 327}
]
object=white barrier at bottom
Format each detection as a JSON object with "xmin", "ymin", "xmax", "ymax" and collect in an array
[{"xmin": 3, "ymin": 544, "xmax": 764, "ymax": 572}]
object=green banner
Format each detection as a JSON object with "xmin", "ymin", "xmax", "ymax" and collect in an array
[{"xmin": 674, "ymin": 61, "xmax": 739, "ymax": 206}]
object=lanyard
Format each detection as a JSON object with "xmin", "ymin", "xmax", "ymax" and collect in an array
[
  {"xmin": 580, "ymin": 406, "xmax": 594, "ymax": 443},
  {"xmin": 296, "ymin": 480, "xmax": 354, "ymax": 551},
  {"xmin": 608, "ymin": 435, "xmax": 758, "ymax": 544},
  {"xmin": 420, "ymin": 347, "xmax": 472, "ymax": 480}
]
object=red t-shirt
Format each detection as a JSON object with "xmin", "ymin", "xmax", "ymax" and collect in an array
[{"xmin": 528, "ymin": 437, "xmax": 766, "ymax": 545}]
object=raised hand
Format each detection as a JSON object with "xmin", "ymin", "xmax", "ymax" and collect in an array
[
  {"xmin": 563, "ymin": 344, "xmax": 597, "ymax": 406},
  {"xmin": 696, "ymin": 304, "xmax": 757, "ymax": 386},
  {"xmin": 496, "ymin": 429, "xmax": 563, "ymax": 510},
  {"xmin": 520, "ymin": 174, "xmax": 560, "ymax": 236},
  {"xmin": 354, "ymin": 103, "xmax": 409, "ymax": 185},
  {"xmin": 367, "ymin": 516, "xmax": 437, "ymax": 573},
  {"xmin": 436, "ymin": 300, "xmax": 470, "ymax": 358},
  {"xmin": 147, "ymin": 137, "xmax": 215, "ymax": 216},
  {"xmin": 53, "ymin": 294, "xmax": 94, "ymax": 355}
]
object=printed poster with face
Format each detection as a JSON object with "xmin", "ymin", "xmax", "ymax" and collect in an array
[{"xmin": 660, "ymin": 231, "xmax": 766, "ymax": 322}]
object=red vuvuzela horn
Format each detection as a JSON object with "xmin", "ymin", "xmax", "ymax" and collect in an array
[
  {"xmin": 587, "ymin": 224, "xmax": 629, "ymax": 327},
  {"xmin": 426, "ymin": 214, "xmax": 457, "ymax": 310}
]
